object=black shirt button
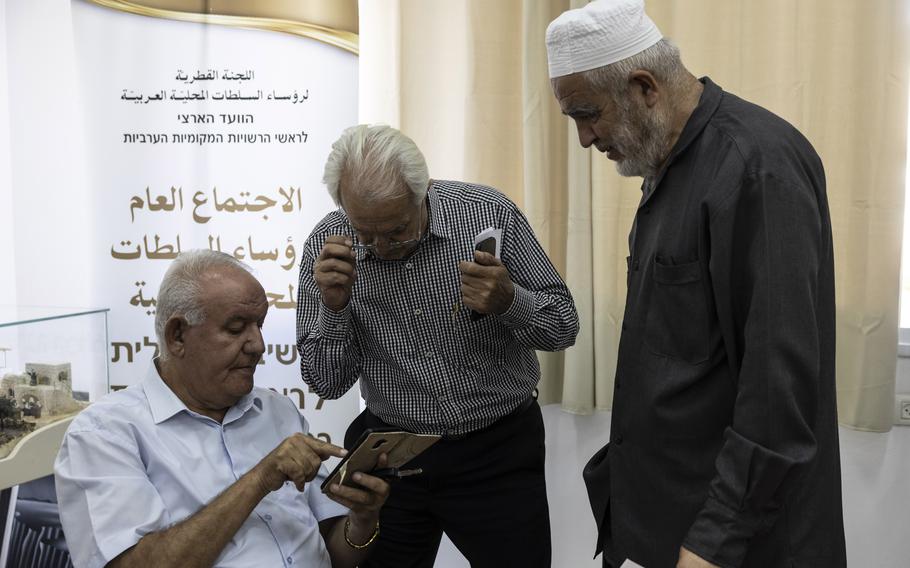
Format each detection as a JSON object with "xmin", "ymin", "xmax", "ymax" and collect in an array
[{"xmin": 614, "ymin": 434, "xmax": 624, "ymax": 445}]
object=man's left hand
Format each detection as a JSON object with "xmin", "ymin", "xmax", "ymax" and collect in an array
[
  {"xmin": 325, "ymin": 454, "xmax": 391, "ymax": 530},
  {"xmin": 459, "ymin": 251, "xmax": 515, "ymax": 315},
  {"xmin": 677, "ymin": 547, "xmax": 720, "ymax": 568}
]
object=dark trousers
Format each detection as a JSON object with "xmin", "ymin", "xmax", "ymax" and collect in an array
[{"xmin": 344, "ymin": 401, "xmax": 551, "ymax": 568}]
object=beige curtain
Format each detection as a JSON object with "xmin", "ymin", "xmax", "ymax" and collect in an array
[{"xmin": 359, "ymin": 0, "xmax": 910, "ymax": 430}]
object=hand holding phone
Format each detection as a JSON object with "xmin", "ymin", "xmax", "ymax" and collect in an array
[{"xmin": 459, "ymin": 228, "xmax": 513, "ymax": 318}]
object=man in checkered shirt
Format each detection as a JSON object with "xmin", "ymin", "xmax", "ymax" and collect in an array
[{"xmin": 297, "ymin": 124, "xmax": 578, "ymax": 568}]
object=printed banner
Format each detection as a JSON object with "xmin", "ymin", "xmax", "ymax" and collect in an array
[{"xmin": 71, "ymin": 0, "xmax": 360, "ymax": 445}]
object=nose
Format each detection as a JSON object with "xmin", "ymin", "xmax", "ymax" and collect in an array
[
  {"xmin": 575, "ymin": 121, "xmax": 596, "ymax": 148},
  {"xmin": 244, "ymin": 326, "xmax": 265, "ymax": 357}
]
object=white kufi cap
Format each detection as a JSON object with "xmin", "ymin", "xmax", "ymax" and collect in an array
[{"xmin": 546, "ymin": 0, "xmax": 663, "ymax": 79}]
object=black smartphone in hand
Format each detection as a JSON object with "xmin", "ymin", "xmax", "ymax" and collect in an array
[{"xmin": 470, "ymin": 235, "xmax": 499, "ymax": 321}]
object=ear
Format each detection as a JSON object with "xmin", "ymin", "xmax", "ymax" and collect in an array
[
  {"xmin": 628, "ymin": 70, "xmax": 660, "ymax": 108},
  {"xmin": 164, "ymin": 316, "xmax": 189, "ymax": 358}
]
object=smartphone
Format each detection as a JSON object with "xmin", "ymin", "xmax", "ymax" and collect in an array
[
  {"xmin": 470, "ymin": 228, "xmax": 502, "ymax": 321},
  {"xmin": 320, "ymin": 428, "xmax": 440, "ymax": 492},
  {"xmin": 475, "ymin": 235, "xmax": 497, "ymax": 256}
]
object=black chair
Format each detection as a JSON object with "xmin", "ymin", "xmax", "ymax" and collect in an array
[{"xmin": 4, "ymin": 475, "xmax": 73, "ymax": 568}]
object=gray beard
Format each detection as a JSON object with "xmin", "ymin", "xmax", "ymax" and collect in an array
[
  {"xmin": 615, "ymin": 155, "xmax": 656, "ymax": 178},
  {"xmin": 611, "ymin": 101, "xmax": 673, "ymax": 179}
]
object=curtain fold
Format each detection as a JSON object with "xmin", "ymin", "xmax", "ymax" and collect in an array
[{"xmin": 359, "ymin": 0, "xmax": 910, "ymax": 430}]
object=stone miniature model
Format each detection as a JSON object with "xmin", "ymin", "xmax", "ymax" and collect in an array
[
  {"xmin": 0, "ymin": 362, "xmax": 89, "ymax": 459},
  {"xmin": 1, "ymin": 363, "xmax": 86, "ymax": 419}
]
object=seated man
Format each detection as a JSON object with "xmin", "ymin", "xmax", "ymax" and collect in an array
[{"xmin": 55, "ymin": 250, "xmax": 389, "ymax": 568}]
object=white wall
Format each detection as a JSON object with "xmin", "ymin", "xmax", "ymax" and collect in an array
[
  {"xmin": 5, "ymin": 0, "xmax": 92, "ymax": 310},
  {"xmin": 896, "ymin": 327, "xmax": 910, "ymax": 402},
  {"xmin": 897, "ymin": 357, "xmax": 910, "ymax": 394},
  {"xmin": 0, "ymin": 0, "xmax": 18, "ymax": 307}
]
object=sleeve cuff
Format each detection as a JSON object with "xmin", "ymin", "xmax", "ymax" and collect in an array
[
  {"xmin": 682, "ymin": 497, "xmax": 755, "ymax": 568},
  {"xmin": 497, "ymin": 284, "xmax": 535, "ymax": 328},
  {"xmin": 317, "ymin": 302, "xmax": 352, "ymax": 341}
]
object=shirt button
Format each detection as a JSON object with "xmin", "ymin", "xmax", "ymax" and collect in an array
[
  {"xmin": 287, "ymin": 557, "xmax": 293, "ymax": 564},
  {"xmin": 614, "ymin": 434, "xmax": 624, "ymax": 446},
  {"xmin": 414, "ymin": 308, "xmax": 423, "ymax": 316},
  {"xmin": 264, "ymin": 514, "xmax": 272, "ymax": 521},
  {"xmin": 405, "ymin": 262, "xmax": 414, "ymax": 269},
  {"xmin": 425, "ymin": 350, "xmax": 434, "ymax": 358}
]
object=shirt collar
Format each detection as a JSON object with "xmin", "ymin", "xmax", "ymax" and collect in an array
[
  {"xmin": 663, "ymin": 76, "xmax": 723, "ymax": 168},
  {"xmin": 142, "ymin": 359, "xmax": 262, "ymax": 425},
  {"xmin": 640, "ymin": 76, "xmax": 724, "ymax": 202},
  {"xmin": 224, "ymin": 390, "xmax": 262, "ymax": 425},
  {"xmin": 142, "ymin": 361, "xmax": 187, "ymax": 424},
  {"xmin": 425, "ymin": 181, "xmax": 450, "ymax": 240}
]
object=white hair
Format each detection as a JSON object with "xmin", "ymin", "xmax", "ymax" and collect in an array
[
  {"xmin": 322, "ymin": 124, "xmax": 429, "ymax": 207},
  {"xmin": 154, "ymin": 250, "xmax": 252, "ymax": 360},
  {"xmin": 579, "ymin": 38, "xmax": 687, "ymax": 100}
]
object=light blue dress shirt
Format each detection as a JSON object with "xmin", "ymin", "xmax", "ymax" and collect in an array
[{"xmin": 54, "ymin": 364, "xmax": 347, "ymax": 568}]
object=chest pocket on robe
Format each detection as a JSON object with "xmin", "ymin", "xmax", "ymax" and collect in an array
[{"xmin": 645, "ymin": 257, "xmax": 709, "ymax": 364}]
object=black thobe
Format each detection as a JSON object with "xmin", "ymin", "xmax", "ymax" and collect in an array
[{"xmin": 584, "ymin": 78, "xmax": 847, "ymax": 568}]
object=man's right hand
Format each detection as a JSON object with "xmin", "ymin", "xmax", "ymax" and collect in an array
[
  {"xmin": 252, "ymin": 433, "xmax": 348, "ymax": 494},
  {"xmin": 314, "ymin": 235, "xmax": 357, "ymax": 312}
]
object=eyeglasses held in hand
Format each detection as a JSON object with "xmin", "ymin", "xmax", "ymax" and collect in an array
[{"xmin": 341, "ymin": 206, "xmax": 426, "ymax": 259}]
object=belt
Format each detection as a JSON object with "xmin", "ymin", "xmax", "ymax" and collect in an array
[{"xmin": 441, "ymin": 393, "xmax": 536, "ymax": 442}]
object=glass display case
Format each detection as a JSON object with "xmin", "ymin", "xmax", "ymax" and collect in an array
[{"xmin": 0, "ymin": 307, "xmax": 110, "ymax": 490}]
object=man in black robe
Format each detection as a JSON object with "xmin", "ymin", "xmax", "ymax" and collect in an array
[{"xmin": 546, "ymin": 1, "xmax": 847, "ymax": 567}]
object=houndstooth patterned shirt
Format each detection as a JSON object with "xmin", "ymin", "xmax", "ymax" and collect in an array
[{"xmin": 296, "ymin": 180, "xmax": 579, "ymax": 436}]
